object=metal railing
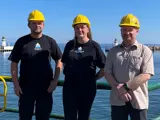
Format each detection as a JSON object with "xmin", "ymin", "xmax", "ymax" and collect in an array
[
  {"xmin": 0, "ymin": 76, "xmax": 7, "ymax": 112},
  {"xmin": 0, "ymin": 75, "xmax": 160, "ymax": 119}
]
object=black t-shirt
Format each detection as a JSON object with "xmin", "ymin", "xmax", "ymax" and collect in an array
[
  {"xmin": 61, "ymin": 39, "xmax": 106, "ymax": 82},
  {"xmin": 8, "ymin": 34, "xmax": 62, "ymax": 88}
]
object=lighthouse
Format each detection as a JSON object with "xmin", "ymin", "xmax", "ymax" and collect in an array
[
  {"xmin": 114, "ymin": 38, "xmax": 118, "ymax": 46},
  {"xmin": 0, "ymin": 36, "xmax": 13, "ymax": 51},
  {"xmin": 1, "ymin": 36, "xmax": 6, "ymax": 47}
]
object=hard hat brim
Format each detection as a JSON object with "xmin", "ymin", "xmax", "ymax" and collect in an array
[
  {"xmin": 119, "ymin": 24, "xmax": 140, "ymax": 29},
  {"xmin": 72, "ymin": 23, "xmax": 91, "ymax": 28},
  {"xmin": 28, "ymin": 19, "xmax": 45, "ymax": 21}
]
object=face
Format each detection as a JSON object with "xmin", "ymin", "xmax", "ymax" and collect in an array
[
  {"xmin": 28, "ymin": 21, "xmax": 44, "ymax": 35},
  {"xmin": 74, "ymin": 24, "xmax": 89, "ymax": 39},
  {"xmin": 121, "ymin": 26, "xmax": 139, "ymax": 44}
]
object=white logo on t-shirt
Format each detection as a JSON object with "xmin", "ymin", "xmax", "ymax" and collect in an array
[
  {"xmin": 75, "ymin": 47, "xmax": 84, "ymax": 53},
  {"xmin": 34, "ymin": 43, "xmax": 42, "ymax": 50}
]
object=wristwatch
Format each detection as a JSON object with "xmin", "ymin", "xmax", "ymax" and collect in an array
[{"xmin": 123, "ymin": 83, "xmax": 130, "ymax": 91}]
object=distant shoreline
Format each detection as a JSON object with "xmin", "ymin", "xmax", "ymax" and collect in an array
[
  {"xmin": 147, "ymin": 46, "xmax": 160, "ymax": 51},
  {"xmin": 105, "ymin": 45, "xmax": 160, "ymax": 52}
]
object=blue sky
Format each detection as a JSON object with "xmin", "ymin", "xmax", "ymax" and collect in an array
[{"xmin": 0, "ymin": 0, "xmax": 160, "ymax": 44}]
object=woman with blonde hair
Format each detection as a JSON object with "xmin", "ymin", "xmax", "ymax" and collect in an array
[{"xmin": 61, "ymin": 14, "xmax": 106, "ymax": 120}]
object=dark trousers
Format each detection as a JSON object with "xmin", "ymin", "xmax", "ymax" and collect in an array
[
  {"xmin": 111, "ymin": 102, "xmax": 147, "ymax": 120},
  {"xmin": 18, "ymin": 90, "xmax": 53, "ymax": 120},
  {"xmin": 63, "ymin": 82, "xmax": 96, "ymax": 120}
]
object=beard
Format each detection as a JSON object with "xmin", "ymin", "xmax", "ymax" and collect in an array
[
  {"xmin": 32, "ymin": 29, "xmax": 42, "ymax": 35},
  {"xmin": 122, "ymin": 35, "xmax": 132, "ymax": 41}
]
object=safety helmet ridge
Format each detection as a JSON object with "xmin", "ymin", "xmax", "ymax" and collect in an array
[
  {"xmin": 119, "ymin": 14, "xmax": 140, "ymax": 28},
  {"xmin": 72, "ymin": 14, "xmax": 91, "ymax": 28}
]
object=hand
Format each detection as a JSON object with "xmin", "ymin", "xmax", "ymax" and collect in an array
[
  {"xmin": 47, "ymin": 80, "xmax": 58, "ymax": 93},
  {"xmin": 117, "ymin": 83, "xmax": 127, "ymax": 96},
  {"xmin": 111, "ymin": 83, "xmax": 119, "ymax": 89},
  {"xmin": 14, "ymin": 84, "xmax": 23, "ymax": 97},
  {"xmin": 120, "ymin": 92, "xmax": 132, "ymax": 102}
]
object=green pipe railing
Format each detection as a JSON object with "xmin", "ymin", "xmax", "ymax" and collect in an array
[
  {"xmin": 153, "ymin": 115, "xmax": 160, "ymax": 120},
  {"xmin": 1, "ymin": 75, "xmax": 112, "ymax": 90},
  {"xmin": 1, "ymin": 75, "xmax": 160, "ymax": 119},
  {"xmin": 2, "ymin": 75, "xmax": 160, "ymax": 91},
  {"xmin": 0, "ymin": 108, "xmax": 65, "ymax": 119}
]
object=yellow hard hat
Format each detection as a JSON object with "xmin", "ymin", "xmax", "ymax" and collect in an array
[
  {"xmin": 119, "ymin": 14, "xmax": 140, "ymax": 28},
  {"xmin": 28, "ymin": 10, "xmax": 45, "ymax": 21},
  {"xmin": 72, "ymin": 14, "xmax": 91, "ymax": 28}
]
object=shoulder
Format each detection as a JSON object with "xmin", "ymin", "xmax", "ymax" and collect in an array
[
  {"xmin": 142, "ymin": 44, "xmax": 152, "ymax": 52},
  {"xmin": 14, "ymin": 34, "xmax": 30, "ymax": 46},
  {"xmin": 90, "ymin": 40, "xmax": 101, "ymax": 48},
  {"xmin": 105, "ymin": 45, "xmax": 122, "ymax": 58},
  {"xmin": 90, "ymin": 40, "xmax": 103, "ymax": 53},
  {"xmin": 138, "ymin": 43, "xmax": 152, "ymax": 54},
  {"xmin": 108, "ymin": 44, "xmax": 121, "ymax": 52},
  {"xmin": 18, "ymin": 34, "xmax": 30, "ymax": 40},
  {"xmin": 42, "ymin": 34, "xmax": 56, "ymax": 43},
  {"xmin": 65, "ymin": 39, "xmax": 75, "ymax": 47},
  {"xmin": 42, "ymin": 35, "xmax": 61, "ymax": 48}
]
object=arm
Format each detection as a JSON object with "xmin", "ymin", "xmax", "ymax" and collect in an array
[
  {"xmin": 11, "ymin": 62, "xmax": 19, "ymax": 87},
  {"xmin": 104, "ymin": 49, "xmax": 132, "ymax": 102},
  {"xmin": 95, "ymin": 68, "xmax": 104, "ymax": 80},
  {"xmin": 104, "ymin": 50, "xmax": 118, "ymax": 87},
  {"xmin": 53, "ymin": 59, "xmax": 63, "ymax": 82},
  {"xmin": 126, "ymin": 74, "xmax": 151, "ymax": 90},
  {"xmin": 104, "ymin": 72, "xmax": 118, "ymax": 88},
  {"xmin": 95, "ymin": 43, "xmax": 106, "ymax": 80},
  {"xmin": 8, "ymin": 39, "xmax": 22, "ymax": 96},
  {"xmin": 105, "ymin": 71, "xmax": 132, "ymax": 102},
  {"xmin": 61, "ymin": 40, "xmax": 73, "ymax": 75},
  {"xmin": 48, "ymin": 38, "xmax": 63, "ymax": 92},
  {"xmin": 47, "ymin": 58, "xmax": 63, "ymax": 93},
  {"xmin": 105, "ymin": 70, "xmax": 132, "ymax": 102},
  {"xmin": 10, "ymin": 62, "xmax": 22, "ymax": 96},
  {"xmin": 127, "ymin": 47, "xmax": 154, "ymax": 90},
  {"xmin": 118, "ymin": 74, "xmax": 151, "ymax": 95}
]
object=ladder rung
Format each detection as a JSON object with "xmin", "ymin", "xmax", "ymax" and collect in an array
[{"xmin": 0, "ymin": 94, "xmax": 4, "ymax": 96}]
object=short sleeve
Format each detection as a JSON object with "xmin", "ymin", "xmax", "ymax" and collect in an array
[
  {"xmin": 50, "ymin": 39, "xmax": 62, "ymax": 60},
  {"xmin": 8, "ymin": 39, "xmax": 22, "ymax": 63},
  {"xmin": 104, "ymin": 50, "xmax": 113, "ymax": 74},
  {"xmin": 95, "ymin": 43, "xmax": 106, "ymax": 69},
  {"xmin": 141, "ymin": 47, "xmax": 154, "ymax": 76},
  {"xmin": 61, "ymin": 41, "xmax": 72, "ymax": 64}
]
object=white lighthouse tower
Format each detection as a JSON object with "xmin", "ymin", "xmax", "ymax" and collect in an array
[
  {"xmin": 0, "ymin": 36, "xmax": 13, "ymax": 51},
  {"xmin": 2, "ymin": 36, "xmax": 6, "ymax": 47},
  {"xmin": 114, "ymin": 38, "xmax": 118, "ymax": 46}
]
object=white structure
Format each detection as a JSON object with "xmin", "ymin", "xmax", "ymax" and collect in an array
[
  {"xmin": 2, "ymin": 36, "xmax": 6, "ymax": 47},
  {"xmin": 0, "ymin": 36, "xmax": 13, "ymax": 51},
  {"xmin": 3, "ymin": 46, "xmax": 13, "ymax": 50},
  {"xmin": 114, "ymin": 39, "xmax": 118, "ymax": 46}
]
